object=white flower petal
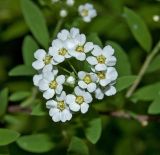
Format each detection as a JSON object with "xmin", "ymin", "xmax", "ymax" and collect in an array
[
  {"xmin": 78, "ymin": 71, "xmax": 86, "ymax": 79},
  {"xmin": 55, "ymin": 85, "xmax": 63, "ymax": 94},
  {"xmin": 81, "ymin": 103, "xmax": 89, "ymax": 114},
  {"xmin": 84, "ymin": 92, "xmax": 92, "ymax": 103},
  {"xmin": 56, "ymin": 75, "xmax": 65, "ymax": 84},
  {"xmin": 43, "ymin": 89, "xmax": 55, "ymax": 99},
  {"xmin": 32, "ymin": 60, "xmax": 44, "ymax": 70},
  {"xmin": 75, "ymin": 53, "xmax": 86, "ymax": 61},
  {"xmin": 69, "ymin": 103, "xmax": 80, "ymax": 112},
  {"xmin": 95, "ymin": 64, "xmax": 107, "ymax": 71},
  {"xmin": 107, "ymin": 56, "xmax": 117, "ymax": 66},
  {"xmin": 84, "ymin": 42, "xmax": 94, "ymax": 52},
  {"xmin": 100, "ymin": 79, "xmax": 110, "ymax": 87},
  {"xmin": 103, "ymin": 45, "xmax": 114, "ymax": 57},
  {"xmin": 34, "ymin": 49, "xmax": 46, "ymax": 60},
  {"xmin": 95, "ymin": 88, "xmax": 104, "ymax": 100},
  {"xmin": 92, "ymin": 45, "xmax": 102, "ymax": 56},
  {"xmin": 42, "ymin": 64, "xmax": 53, "ymax": 73},
  {"xmin": 52, "ymin": 112, "xmax": 60, "ymax": 122},
  {"xmin": 86, "ymin": 56, "xmax": 98, "ymax": 65},
  {"xmin": 74, "ymin": 86, "xmax": 84, "ymax": 96},
  {"xmin": 104, "ymin": 86, "xmax": 116, "ymax": 96},
  {"xmin": 56, "ymin": 91, "xmax": 66, "ymax": 101},
  {"xmin": 49, "ymin": 108, "xmax": 59, "ymax": 117},
  {"xmin": 39, "ymin": 79, "xmax": 49, "ymax": 91},
  {"xmin": 46, "ymin": 100, "xmax": 57, "ymax": 109},
  {"xmin": 87, "ymin": 83, "xmax": 96, "ymax": 92},
  {"xmin": 33, "ymin": 74, "xmax": 42, "ymax": 86},
  {"xmin": 66, "ymin": 94, "xmax": 76, "ymax": 105},
  {"xmin": 78, "ymin": 81, "xmax": 88, "ymax": 89}
]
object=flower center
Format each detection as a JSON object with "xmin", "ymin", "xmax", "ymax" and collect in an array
[
  {"xmin": 81, "ymin": 9, "xmax": 88, "ymax": 17},
  {"xmin": 58, "ymin": 48, "xmax": 68, "ymax": 56},
  {"xmin": 49, "ymin": 80, "xmax": 57, "ymax": 89},
  {"xmin": 96, "ymin": 55, "xmax": 106, "ymax": 64},
  {"xmin": 83, "ymin": 75, "xmax": 92, "ymax": 84},
  {"xmin": 97, "ymin": 72, "xmax": 105, "ymax": 79},
  {"xmin": 57, "ymin": 101, "xmax": 65, "ymax": 111},
  {"xmin": 76, "ymin": 45, "xmax": 84, "ymax": 52},
  {"xmin": 43, "ymin": 55, "xmax": 52, "ymax": 65},
  {"xmin": 75, "ymin": 96, "xmax": 84, "ymax": 105}
]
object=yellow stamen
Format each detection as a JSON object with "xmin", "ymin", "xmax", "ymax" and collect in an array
[
  {"xmin": 81, "ymin": 9, "xmax": 88, "ymax": 17},
  {"xmin": 96, "ymin": 55, "xmax": 106, "ymax": 64},
  {"xmin": 49, "ymin": 80, "xmax": 57, "ymax": 89},
  {"xmin": 76, "ymin": 96, "xmax": 84, "ymax": 105},
  {"xmin": 76, "ymin": 45, "xmax": 84, "ymax": 52},
  {"xmin": 97, "ymin": 72, "xmax": 105, "ymax": 79},
  {"xmin": 43, "ymin": 55, "xmax": 52, "ymax": 65},
  {"xmin": 83, "ymin": 75, "xmax": 92, "ymax": 84},
  {"xmin": 57, "ymin": 101, "xmax": 65, "ymax": 111},
  {"xmin": 58, "ymin": 48, "xmax": 68, "ymax": 56}
]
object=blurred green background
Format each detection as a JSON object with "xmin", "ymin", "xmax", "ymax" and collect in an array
[{"xmin": 0, "ymin": 0, "xmax": 160, "ymax": 154}]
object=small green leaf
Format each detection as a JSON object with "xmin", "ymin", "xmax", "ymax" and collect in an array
[
  {"xmin": 9, "ymin": 91, "xmax": 31, "ymax": 102},
  {"xmin": 87, "ymin": 33, "xmax": 102, "ymax": 47},
  {"xmin": 0, "ymin": 129, "xmax": 20, "ymax": 146},
  {"xmin": 31, "ymin": 102, "xmax": 47, "ymax": 116},
  {"xmin": 85, "ymin": 118, "xmax": 102, "ymax": 144},
  {"xmin": 22, "ymin": 36, "xmax": 38, "ymax": 66},
  {"xmin": 9, "ymin": 65, "xmax": 36, "ymax": 76},
  {"xmin": 147, "ymin": 54, "xmax": 160, "ymax": 73},
  {"xmin": 133, "ymin": 82, "xmax": 160, "ymax": 101},
  {"xmin": 148, "ymin": 94, "xmax": 160, "ymax": 114},
  {"xmin": 0, "ymin": 88, "xmax": 9, "ymax": 117},
  {"xmin": 68, "ymin": 137, "xmax": 89, "ymax": 155},
  {"xmin": 21, "ymin": 0, "xmax": 49, "ymax": 48},
  {"xmin": 124, "ymin": 7, "xmax": 152, "ymax": 52},
  {"xmin": 116, "ymin": 76, "xmax": 137, "ymax": 92},
  {"xmin": 17, "ymin": 134, "xmax": 54, "ymax": 153},
  {"xmin": 107, "ymin": 41, "xmax": 132, "ymax": 76}
]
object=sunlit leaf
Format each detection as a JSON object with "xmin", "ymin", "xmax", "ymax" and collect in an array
[
  {"xmin": 0, "ymin": 129, "xmax": 20, "ymax": 146},
  {"xmin": 107, "ymin": 41, "xmax": 132, "ymax": 76},
  {"xmin": 133, "ymin": 82, "xmax": 160, "ymax": 101},
  {"xmin": 148, "ymin": 94, "xmax": 160, "ymax": 114},
  {"xmin": 9, "ymin": 65, "xmax": 36, "ymax": 76},
  {"xmin": 124, "ymin": 7, "xmax": 152, "ymax": 52},
  {"xmin": 21, "ymin": 0, "xmax": 49, "ymax": 48},
  {"xmin": 22, "ymin": 36, "xmax": 38, "ymax": 66},
  {"xmin": 68, "ymin": 137, "xmax": 89, "ymax": 155},
  {"xmin": 116, "ymin": 76, "xmax": 137, "ymax": 92},
  {"xmin": 85, "ymin": 118, "xmax": 102, "ymax": 144},
  {"xmin": 0, "ymin": 88, "xmax": 9, "ymax": 117},
  {"xmin": 17, "ymin": 134, "xmax": 54, "ymax": 153},
  {"xmin": 9, "ymin": 91, "xmax": 31, "ymax": 102},
  {"xmin": 146, "ymin": 54, "xmax": 160, "ymax": 73}
]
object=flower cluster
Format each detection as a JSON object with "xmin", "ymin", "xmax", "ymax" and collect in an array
[
  {"xmin": 51, "ymin": 0, "xmax": 97, "ymax": 22},
  {"xmin": 32, "ymin": 27, "xmax": 118, "ymax": 122}
]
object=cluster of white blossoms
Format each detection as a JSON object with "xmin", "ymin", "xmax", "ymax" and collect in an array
[{"xmin": 32, "ymin": 27, "xmax": 118, "ymax": 122}]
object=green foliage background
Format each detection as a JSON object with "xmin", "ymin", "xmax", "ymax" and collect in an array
[{"xmin": 0, "ymin": 0, "xmax": 160, "ymax": 154}]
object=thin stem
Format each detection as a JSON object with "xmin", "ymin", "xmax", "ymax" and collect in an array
[
  {"xmin": 52, "ymin": 19, "xmax": 63, "ymax": 39},
  {"xmin": 126, "ymin": 40, "xmax": 160, "ymax": 98},
  {"xmin": 58, "ymin": 66, "xmax": 71, "ymax": 74},
  {"xmin": 67, "ymin": 60, "xmax": 78, "ymax": 75}
]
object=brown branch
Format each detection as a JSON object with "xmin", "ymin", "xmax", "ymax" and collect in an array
[
  {"xmin": 99, "ymin": 110, "xmax": 160, "ymax": 126},
  {"xmin": 8, "ymin": 105, "xmax": 31, "ymax": 114}
]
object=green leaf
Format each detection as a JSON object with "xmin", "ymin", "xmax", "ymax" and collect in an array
[
  {"xmin": 0, "ymin": 129, "xmax": 20, "ymax": 146},
  {"xmin": 21, "ymin": 0, "xmax": 49, "ymax": 48},
  {"xmin": 148, "ymin": 94, "xmax": 160, "ymax": 114},
  {"xmin": 107, "ymin": 41, "xmax": 131, "ymax": 76},
  {"xmin": 9, "ymin": 65, "xmax": 36, "ymax": 76},
  {"xmin": 124, "ymin": 7, "xmax": 152, "ymax": 52},
  {"xmin": 17, "ymin": 134, "xmax": 54, "ymax": 153},
  {"xmin": 22, "ymin": 36, "xmax": 38, "ymax": 66},
  {"xmin": 116, "ymin": 76, "xmax": 137, "ymax": 92},
  {"xmin": 68, "ymin": 137, "xmax": 89, "ymax": 155},
  {"xmin": 87, "ymin": 33, "xmax": 103, "ymax": 47},
  {"xmin": 0, "ymin": 88, "xmax": 9, "ymax": 117},
  {"xmin": 85, "ymin": 118, "xmax": 102, "ymax": 144},
  {"xmin": 31, "ymin": 102, "xmax": 47, "ymax": 116},
  {"xmin": 133, "ymin": 82, "xmax": 160, "ymax": 101},
  {"xmin": 9, "ymin": 91, "xmax": 31, "ymax": 102},
  {"xmin": 147, "ymin": 54, "xmax": 160, "ymax": 73}
]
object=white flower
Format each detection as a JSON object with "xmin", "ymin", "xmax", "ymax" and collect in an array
[
  {"xmin": 68, "ymin": 34, "xmax": 94, "ymax": 61},
  {"xmin": 95, "ymin": 67, "xmax": 118, "ymax": 87},
  {"xmin": 32, "ymin": 49, "xmax": 55, "ymax": 70},
  {"xmin": 33, "ymin": 65, "xmax": 58, "ymax": 87},
  {"xmin": 78, "ymin": 71, "xmax": 97, "ymax": 92},
  {"xmin": 66, "ymin": 0, "xmax": 74, "ymax": 6},
  {"xmin": 78, "ymin": 3, "xmax": 97, "ymax": 23},
  {"xmin": 46, "ymin": 91, "xmax": 72, "ymax": 122},
  {"xmin": 60, "ymin": 9, "xmax": 68, "ymax": 18},
  {"xmin": 57, "ymin": 27, "xmax": 80, "ymax": 49},
  {"xmin": 66, "ymin": 76, "xmax": 75, "ymax": 85},
  {"xmin": 50, "ymin": 39, "xmax": 71, "ymax": 63},
  {"xmin": 95, "ymin": 85, "xmax": 117, "ymax": 100},
  {"xmin": 66, "ymin": 86, "xmax": 92, "ymax": 113},
  {"xmin": 38, "ymin": 71, "xmax": 65, "ymax": 99},
  {"xmin": 87, "ymin": 45, "xmax": 116, "ymax": 71}
]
